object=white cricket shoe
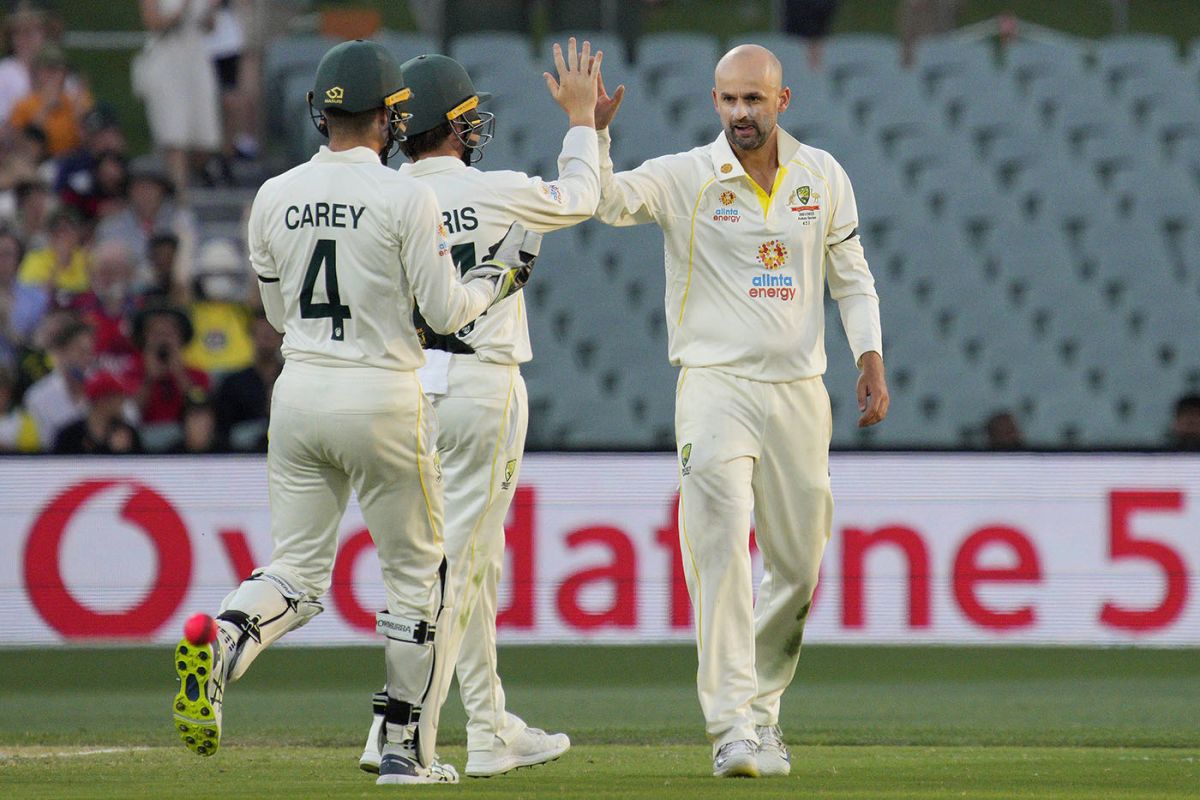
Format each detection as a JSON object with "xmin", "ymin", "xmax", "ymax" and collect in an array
[
  {"xmin": 358, "ymin": 710, "xmax": 384, "ymax": 773},
  {"xmin": 465, "ymin": 726, "xmax": 571, "ymax": 777},
  {"xmin": 171, "ymin": 635, "xmax": 226, "ymax": 757},
  {"xmin": 376, "ymin": 743, "xmax": 459, "ymax": 785},
  {"xmin": 713, "ymin": 739, "xmax": 760, "ymax": 778},
  {"xmin": 755, "ymin": 724, "xmax": 791, "ymax": 776}
]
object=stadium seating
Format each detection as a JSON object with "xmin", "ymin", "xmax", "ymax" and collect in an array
[{"xmin": 260, "ymin": 29, "xmax": 1198, "ymax": 449}]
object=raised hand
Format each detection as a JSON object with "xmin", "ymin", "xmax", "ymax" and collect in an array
[
  {"xmin": 594, "ymin": 66, "xmax": 625, "ymax": 131},
  {"xmin": 543, "ymin": 37, "xmax": 600, "ymax": 129}
]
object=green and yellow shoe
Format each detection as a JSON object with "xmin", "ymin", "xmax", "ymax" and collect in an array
[{"xmin": 171, "ymin": 637, "xmax": 224, "ymax": 757}]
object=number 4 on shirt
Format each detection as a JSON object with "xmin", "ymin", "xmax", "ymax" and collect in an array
[{"xmin": 300, "ymin": 238, "xmax": 351, "ymax": 341}]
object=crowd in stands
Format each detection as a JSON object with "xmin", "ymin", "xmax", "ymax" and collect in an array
[{"xmin": 0, "ymin": 1, "xmax": 277, "ymax": 454}]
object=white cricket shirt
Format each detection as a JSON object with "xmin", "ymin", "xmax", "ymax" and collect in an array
[
  {"xmin": 596, "ymin": 127, "xmax": 882, "ymax": 383},
  {"xmin": 248, "ymin": 145, "xmax": 494, "ymax": 372},
  {"xmin": 397, "ymin": 125, "xmax": 600, "ymax": 365}
]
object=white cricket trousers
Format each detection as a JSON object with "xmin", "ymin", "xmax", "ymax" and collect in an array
[
  {"xmin": 263, "ymin": 360, "xmax": 449, "ymax": 624},
  {"xmin": 674, "ymin": 366, "xmax": 833, "ymax": 752},
  {"xmin": 428, "ymin": 355, "xmax": 529, "ymax": 752}
]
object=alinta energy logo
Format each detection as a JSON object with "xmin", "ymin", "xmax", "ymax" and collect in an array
[
  {"xmin": 750, "ymin": 239, "xmax": 796, "ymax": 301},
  {"xmin": 712, "ymin": 189, "xmax": 740, "ymax": 223},
  {"xmin": 757, "ymin": 239, "xmax": 788, "ymax": 270}
]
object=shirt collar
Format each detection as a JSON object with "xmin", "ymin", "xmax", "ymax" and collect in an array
[
  {"xmin": 397, "ymin": 155, "xmax": 468, "ymax": 177},
  {"xmin": 311, "ymin": 145, "xmax": 383, "ymax": 164},
  {"xmin": 709, "ymin": 126, "xmax": 802, "ymax": 181}
]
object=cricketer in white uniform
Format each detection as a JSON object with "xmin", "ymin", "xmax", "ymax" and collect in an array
[
  {"xmin": 357, "ymin": 41, "xmax": 602, "ymax": 778},
  {"xmin": 593, "ymin": 45, "xmax": 890, "ymax": 777},
  {"xmin": 169, "ymin": 40, "xmax": 536, "ymax": 786}
]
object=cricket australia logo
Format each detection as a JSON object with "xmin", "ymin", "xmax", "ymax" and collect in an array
[
  {"xmin": 680, "ymin": 443, "xmax": 692, "ymax": 476},
  {"xmin": 501, "ymin": 458, "xmax": 517, "ymax": 490},
  {"xmin": 325, "ymin": 86, "xmax": 344, "ymax": 104},
  {"xmin": 789, "ymin": 184, "xmax": 820, "ymax": 224}
]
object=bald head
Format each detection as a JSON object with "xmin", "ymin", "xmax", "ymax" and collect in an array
[
  {"xmin": 712, "ymin": 44, "xmax": 790, "ymax": 153},
  {"xmin": 715, "ymin": 44, "xmax": 783, "ymax": 89}
]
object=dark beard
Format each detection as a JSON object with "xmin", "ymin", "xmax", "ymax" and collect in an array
[{"xmin": 725, "ymin": 119, "xmax": 770, "ymax": 151}]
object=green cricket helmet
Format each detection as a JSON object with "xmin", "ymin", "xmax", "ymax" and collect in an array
[
  {"xmin": 400, "ymin": 53, "xmax": 494, "ymax": 163},
  {"xmin": 307, "ymin": 39, "xmax": 412, "ymax": 156}
]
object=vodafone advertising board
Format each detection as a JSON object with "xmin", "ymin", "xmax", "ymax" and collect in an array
[{"xmin": 1, "ymin": 454, "xmax": 1197, "ymax": 647}]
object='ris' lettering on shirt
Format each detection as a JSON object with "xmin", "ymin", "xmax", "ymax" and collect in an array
[{"xmin": 285, "ymin": 203, "xmax": 366, "ymax": 230}]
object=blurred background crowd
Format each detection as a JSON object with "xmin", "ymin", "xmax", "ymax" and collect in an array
[
  {"xmin": 0, "ymin": 1, "xmax": 283, "ymax": 455},
  {"xmin": 0, "ymin": 0, "xmax": 1196, "ymax": 454}
]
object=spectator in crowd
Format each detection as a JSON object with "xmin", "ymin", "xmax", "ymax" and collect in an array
[
  {"xmin": 1170, "ymin": 394, "xmax": 1200, "ymax": 451},
  {"xmin": 170, "ymin": 395, "xmax": 222, "ymax": 453},
  {"xmin": 69, "ymin": 239, "xmax": 142, "ymax": 373},
  {"xmin": 208, "ymin": 0, "xmax": 256, "ymax": 178},
  {"xmin": 984, "ymin": 410, "xmax": 1025, "ymax": 450},
  {"xmin": 783, "ymin": 0, "xmax": 840, "ymax": 72},
  {"xmin": 0, "ymin": 2, "xmax": 49, "ymax": 126},
  {"xmin": 52, "ymin": 369, "xmax": 141, "ymax": 454},
  {"xmin": 0, "ymin": 227, "xmax": 44, "ymax": 358},
  {"xmin": 0, "ymin": 120, "xmax": 42, "ymax": 205},
  {"xmin": 8, "ymin": 43, "xmax": 93, "ymax": 157},
  {"xmin": 124, "ymin": 302, "xmax": 209, "ymax": 429},
  {"xmin": 0, "ymin": 361, "xmax": 36, "ymax": 451},
  {"xmin": 16, "ymin": 206, "xmax": 88, "ymax": 309},
  {"xmin": 184, "ymin": 238, "xmax": 250, "ymax": 376},
  {"xmin": 134, "ymin": 0, "xmax": 222, "ymax": 201},
  {"xmin": 23, "ymin": 314, "xmax": 91, "ymax": 449},
  {"xmin": 141, "ymin": 231, "xmax": 187, "ymax": 303},
  {"xmin": 213, "ymin": 307, "xmax": 278, "ymax": 451},
  {"xmin": 55, "ymin": 104, "xmax": 129, "ymax": 220},
  {"xmin": 95, "ymin": 154, "xmax": 196, "ymax": 289},
  {"xmin": 12, "ymin": 177, "xmax": 51, "ymax": 249},
  {"xmin": 9, "ymin": 304, "xmax": 68, "ymax": 402},
  {"xmin": 898, "ymin": 0, "xmax": 963, "ymax": 67}
]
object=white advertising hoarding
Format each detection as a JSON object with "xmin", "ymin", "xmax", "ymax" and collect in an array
[{"xmin": 1, "ymin": 453, "xmax": 1197, "ymax": 646}]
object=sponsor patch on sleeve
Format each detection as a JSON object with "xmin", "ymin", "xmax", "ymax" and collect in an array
[
  {"xmin": 437, "ymin": 222, "xmax": 450, "ymax": 257},
  {"xmin": 538, "ymin": 183, "xmax": 566, "ymax": 205}
]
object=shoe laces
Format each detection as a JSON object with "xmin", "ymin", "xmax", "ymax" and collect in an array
[{"xmin": 756, "ymin": 725, "xmax": 787, "ymax": 752}]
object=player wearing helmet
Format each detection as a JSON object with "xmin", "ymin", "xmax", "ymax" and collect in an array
[
  {"xmin": 170, "ymin": 39, "xmax": 539, "ymax": 785},
  {"xmin": 357, "ymin": 39, "xmax": 610, "ymax": 778}
]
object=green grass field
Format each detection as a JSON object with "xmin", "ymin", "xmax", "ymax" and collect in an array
[{"xmin": 1, "ymin": 645, "xmax": 1197, "ymax": 798}]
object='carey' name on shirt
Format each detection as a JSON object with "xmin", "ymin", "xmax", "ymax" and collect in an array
[{"xmin": 284, "ymin": 203, "xmax": 367, "ymax": 230}]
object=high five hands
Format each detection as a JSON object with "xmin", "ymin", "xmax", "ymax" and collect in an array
[{"xmin": 544, "ymin": 37, "xmax": 601, "ymax": 128}]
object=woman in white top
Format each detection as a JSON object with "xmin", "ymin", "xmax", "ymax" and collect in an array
[{"xmin": 134, "ymin": 0, "xmax": 222, "ymax": 201}]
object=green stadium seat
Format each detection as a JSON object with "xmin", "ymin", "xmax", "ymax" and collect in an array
[
  {"xmin": 913, "ymin": 36, "xmax": 996, "ymax": 93},
  {"xmin": 450, "ymin": 31, "xmax": 535, "ymax": 75},
  {"xmin": 372, "ymin": 30, "xmax": 439, "ymax": 63},
  {"xmin": 264, "ymin": 35, "xmax": 338, "ymax": 134},
  {"xmin": 822, "ymin": 33, "xmax": 900, "ymax": 86},
  {"xmin": 1094, "ymin": 34, "xmax": 1180, "ymax": 93},
  {"xmin": 636, "ymin": 31, "xmax": 721, "ymax": 92},
  {"xmin": 545, "ymin": 31, "xmax": 630, "ymax": 69},
  {"xmin": 1002, "ymin": 39, "xmax": 1087, "ymax": 94}
]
